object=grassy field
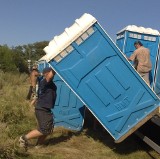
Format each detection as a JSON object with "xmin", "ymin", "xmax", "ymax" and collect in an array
[{"xmin": 0, "ymin": 71, "xmax": 160, "ymax": 159}]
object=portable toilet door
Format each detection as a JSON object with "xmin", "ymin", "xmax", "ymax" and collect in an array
[
  {"xmin": 153, "ymin": 43, "xmax": 160, "ymax": 96},
  {"xmin": 38, "ymin": 56, "xmax": 85, "ymax": 131},
  {"xmin": 116, "ymin": 25, "xmax": 160, "ymax": 86},
  {"xmin": 44, "ymin": 13, "xmax": 160, "ymax": 142}
]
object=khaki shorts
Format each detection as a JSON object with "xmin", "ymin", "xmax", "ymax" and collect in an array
[{"xmin": 139, "ymin": 72, "xmax": 150, "ymax": 85}]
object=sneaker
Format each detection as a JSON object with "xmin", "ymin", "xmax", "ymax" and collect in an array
[{"xmin": 19, "ymin": 136, "xmax": 28, "ymax": 149}]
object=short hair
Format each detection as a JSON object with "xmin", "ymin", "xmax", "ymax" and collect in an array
[
  {"xmin": 43, "ymin": 67, "xmax": 54, "ymax": 74},
  {"xmin": 32, "ymin": 65, "xmax": 38, "ymax": 70},
  {"xmin": 134, "ymin": 41, "xmax": 143, "ymax": 46}
]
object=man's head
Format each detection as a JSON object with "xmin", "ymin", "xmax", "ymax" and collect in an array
[
  {"xmin": 134, "ymin": 41, "xmax": 143, "ymax": 49},
  {"xmin": 43, "ymin": 67, "xmax": 56, "ymax": 80},
  {"xmin": 32, "ymin": 65, "xmax": 38, "ymax": 71}
]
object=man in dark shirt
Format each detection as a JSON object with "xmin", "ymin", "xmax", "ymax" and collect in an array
[{"xmin": 19, "ymin": 67, "xmax": 57, "ymax": 150}]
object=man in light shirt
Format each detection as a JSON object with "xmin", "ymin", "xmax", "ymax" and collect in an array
[{"xmin": 128, "ymin": 41, "xmax": 152, "ymax": 85}]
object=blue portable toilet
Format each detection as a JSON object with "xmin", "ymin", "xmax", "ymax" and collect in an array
[
  {"xmin": 43, "ymin": 13, "xmax": 160, "ymax": 142},
  {"xmin": 38, "ymin": 56, "xmax": 85, "ymax": 131},
  {"xmin": 116, "ymin": 25, "xmax": 160, "ymax": 86},
  {"xmin": 38, "ymin": 55, "xmax": 49, "ymax": 72}
]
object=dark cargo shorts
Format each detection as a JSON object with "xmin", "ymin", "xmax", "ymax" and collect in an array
[{"xmin": 35, "ymin": 109, "xmax": 54, "ymax": 135}]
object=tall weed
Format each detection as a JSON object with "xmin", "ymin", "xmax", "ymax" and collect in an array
[{"xmin": 0, "ymin": 72, "xmax": 35, "ymax": 158}]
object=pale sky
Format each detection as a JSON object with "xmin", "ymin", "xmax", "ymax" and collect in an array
[{"xmin": 0, "ymin": 0, "xmax": 159, "ymax": 47}]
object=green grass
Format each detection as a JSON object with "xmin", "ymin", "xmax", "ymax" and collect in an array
[{"xmin": 0, "ymin": 71, "xmax": 160, "ymax": 159}]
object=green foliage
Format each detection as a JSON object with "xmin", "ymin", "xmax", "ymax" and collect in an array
[
  {"xmin": 0, "ymin": 72, "xmax": 34, "ymax": 138},
  {"xmin": 12, "ymin": 51, "xmax": 28, "ymax": 73},
  {"xmin": 0, "ymin": 147, "xmax": 15, "ymax": 159},
  {"xmin": 0, "ymin": 41, "xmax": 49, "ymax": 73},
  {"xmin": 18, "ymin": 41, "xmax": 48, "ymax": 62},
  {"xmin": 0, "ymin": 45, "xmax": 17, "ymax": 72},
  {"xmin": 30, "ymin": 41, "xmax": 48, "ymax": 60}
]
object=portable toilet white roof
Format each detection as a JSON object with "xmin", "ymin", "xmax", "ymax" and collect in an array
[
  {"xmin": 44, "ymin": 13, "xmax": 97, "ymax": 62},
  {"xmin": 117, "ymin": 25, "xmax": 160, "ymax": 36}
]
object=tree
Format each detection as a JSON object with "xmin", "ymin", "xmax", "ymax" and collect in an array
[
  {"xmin": 0, "ymin": 45, "xmax": 17, "ymax": 72},
  {"xmin": 0, "ymin": 41, "xmax": 49, "ymax": 73},
  {"xmin": 33, "ymin": 41, "xmax": 48, "ymax": 59}
]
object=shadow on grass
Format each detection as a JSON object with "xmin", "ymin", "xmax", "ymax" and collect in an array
[
  {"xmin": 37, "ymin": 111, "xmax": 160, "ymax": 158},
  {"xmin": 82, "ymin": 110, "xmax": 160, "ymax": 158},
  {"xmin": 84, "ymin": 128, "xmax": 158, "ymax": 159},
  {"xmin": 44, "ymin": 118, "xmax": 152, "ymax": 155},
  {"xmin": 44, "ymin": 129, "xmax": 81, "ymax": 146}
]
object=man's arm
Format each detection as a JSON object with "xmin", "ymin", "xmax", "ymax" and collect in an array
[{"xmin": 127, "ymin": 51, "xmax": 136, "ymax": 62}]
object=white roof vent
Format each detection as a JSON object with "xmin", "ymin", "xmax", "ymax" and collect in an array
[{"xmin": 38, "ymin": 55, "xmax": 47, "ymax": 61}]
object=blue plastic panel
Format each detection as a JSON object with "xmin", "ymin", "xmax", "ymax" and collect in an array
[
  {"xmin": 48, "ymin": 23, "xmax": 160, "ymax": 142},
  {"xmin": 38, "ymin": 60, "xmax": 84, "ymax": 131},
  {"xmin": 116, "ymin": 30, "xmax": 160, "ymax": 86},
  {"xmin": 38, "ymin": 60, "xmax": 49, "ymax": 72},
  {"xmin": 53, "ymin": 75, "xmax": 85, "ymax": 130},
  {"xmin": 153, "ymin": 48, "xmax": 160, "ymax": 96}
]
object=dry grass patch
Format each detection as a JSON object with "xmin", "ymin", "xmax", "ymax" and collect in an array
[
  {"xmin": 25, "ymin": 127, "xmax": 160, "ymax": 159},
  {"xmin": 0, "ymin": 72, "xmax": 160, "ymax": 159}
]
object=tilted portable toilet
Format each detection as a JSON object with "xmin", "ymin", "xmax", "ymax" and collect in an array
[
  {"xmin": 38, "ymin": 55, "xmax": 49, "ymax": 71},
  {"xmin": 116, "ymin": 25, "xmax": 160, "ymax": 86},
  {"xmin": 43, "ymin": 13, "xmax": 160, "ymax": 142},
  {"xmin": 38, "ymin": 56, "xmax": 85, "ymax": 131}
]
